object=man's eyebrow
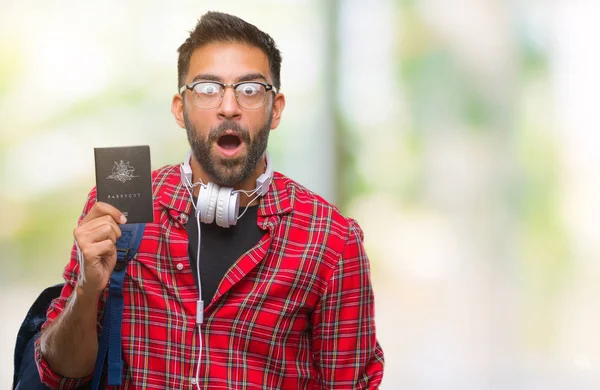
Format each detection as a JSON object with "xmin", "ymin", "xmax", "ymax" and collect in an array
[
  {"xmin": 191, "ymin": 73, "xmax": 223, "ymax": 83},
  {"xmin": 190, "ymin": 73, "xmax": 269, "ymax": 84},
  {"xmin": 235, "ymin": 73, "xmax": 268, "ymax": 83}
]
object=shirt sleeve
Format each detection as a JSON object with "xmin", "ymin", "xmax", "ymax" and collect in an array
[
  {"xmin": 34, "ymin": 189, "xmax": 107, "ymax": 390},
  {"xmin": 311, "ymin": 219, "xmax": 385, "ymax": 389}
]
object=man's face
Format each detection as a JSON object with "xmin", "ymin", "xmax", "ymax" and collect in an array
[{"xmin": 180, "ymin": 42, "xmax": 276, "ymax": 187}]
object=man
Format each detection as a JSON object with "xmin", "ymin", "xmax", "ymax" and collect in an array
[{"xmin": 35, "ymin": 11, "xmax": 384, "ymax": 389}]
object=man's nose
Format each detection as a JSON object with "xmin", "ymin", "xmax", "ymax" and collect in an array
[{"xmin": 217, "ymin": 86, "xmax": 241, "ymax": 119}]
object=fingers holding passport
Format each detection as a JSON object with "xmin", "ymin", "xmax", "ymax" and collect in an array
[{"xmin": 73, "ymin": 202, "xmax": 128, "ymax": 294}]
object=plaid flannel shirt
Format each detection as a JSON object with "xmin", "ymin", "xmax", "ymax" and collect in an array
[{"xmin": 35, "ymin": 164, "xmax": 385, "ymax": 389}]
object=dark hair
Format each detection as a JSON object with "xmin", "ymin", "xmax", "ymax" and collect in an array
[{"xmin": 177, "ymin": 11, "xmax": 282, "ymax": 91}]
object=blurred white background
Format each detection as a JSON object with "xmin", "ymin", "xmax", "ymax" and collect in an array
[{"xmin": 2, "ymin": 0, "xmax": 600, "ymax": 388}]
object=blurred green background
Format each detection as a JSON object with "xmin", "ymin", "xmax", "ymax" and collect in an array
[{"xmin": 2, "ymin": 1, "xmax": 600, "ymax": 388}]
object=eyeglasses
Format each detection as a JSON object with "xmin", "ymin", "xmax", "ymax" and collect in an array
[{"xmin": 179, "ymin": 80, "xmax": 277, "ymax": 110}]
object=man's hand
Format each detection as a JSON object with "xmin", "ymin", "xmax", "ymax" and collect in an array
[
  {"xmin": 39, "ymin": 201, "xmax": 127, "ymax": 378},
  {"xmin": 73, "ymin": 201, "xmax": 127, "ymax": 295}
]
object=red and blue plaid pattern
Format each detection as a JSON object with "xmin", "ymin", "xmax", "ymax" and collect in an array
[{"xmin": 35, "ymin": 164, "xmax": 385, "ymax": 389}]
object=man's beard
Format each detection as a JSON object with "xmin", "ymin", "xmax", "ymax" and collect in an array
[{"xmin": 183, "ymin": 111, "xmax": 272, "ymax": 187}]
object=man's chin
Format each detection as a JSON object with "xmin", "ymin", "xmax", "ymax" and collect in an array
[
  {"xmin": 209, "ymin": 160, "xmax": 247, "ymax": 187},
  {"xmin": 212, "ymin": 172, "xmax": 246, "ymax": 187},
  {"xmin": 217, "ymin": 156, "xmax": 245, "ymax": 169}
]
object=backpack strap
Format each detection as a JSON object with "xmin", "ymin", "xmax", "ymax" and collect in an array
[{"xmin": 91, "ymin": 223, "xmax": 145, "ymax": 390}]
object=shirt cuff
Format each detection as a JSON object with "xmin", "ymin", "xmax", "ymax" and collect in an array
[{"xmin": 34, "ymin": 336, "xmax": 93, "ymax": 390}]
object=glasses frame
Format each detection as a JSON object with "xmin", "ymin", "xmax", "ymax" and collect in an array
[{"xmin": 179, "ymin": 80, "xmax": 277, "ymax": 110}]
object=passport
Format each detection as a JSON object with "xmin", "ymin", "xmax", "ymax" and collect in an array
[{"xmin": 94, "ymin": 145, "xmax": 154, "ymax": 223}]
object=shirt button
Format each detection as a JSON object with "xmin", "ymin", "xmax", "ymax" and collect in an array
[
  {"xmin": 191, "ymin": 378, "xmax": 197, "ymax": 385},
  {"xmin": 176, "ymin": 263, "xmax": 184, "ymax": 271}
]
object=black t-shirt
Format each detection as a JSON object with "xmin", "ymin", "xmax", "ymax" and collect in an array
[{"xmin": 185, "ymin": 198, "xmax": 264, "ymax": 304}]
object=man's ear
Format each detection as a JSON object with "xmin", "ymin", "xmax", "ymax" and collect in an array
[
  {"xmin": 269, "ymin": 92, "xmax": 286, "ymax": 130},
  {"xmin": 171, "ymin": 93, "xmax": 186, "ymax": 129}
]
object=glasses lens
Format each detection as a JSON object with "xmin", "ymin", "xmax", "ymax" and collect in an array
[
  {"xmin": 235, "ymin": 82, "xmax": 267, "ymax": 109},
  {"xmin": 192, "ymin": 82, "xmax": 223, "ymax": 109}
]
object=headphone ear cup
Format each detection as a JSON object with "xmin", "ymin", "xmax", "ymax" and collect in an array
[
  {"xmin": 216, "ymin": 187, "xmax": 240, "ymax": 228},
  {"xmin": 199, "ymin": 183, "xmax": 219, "ymax": 224},
  {"xmin": 215, "ymin": 186, "xmax": 233, "ymax": 228}
]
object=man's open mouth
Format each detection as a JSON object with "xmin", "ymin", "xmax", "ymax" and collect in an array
[{"xmin": 217, "ymin": 134, "xmax": 242, "ymax": 150}]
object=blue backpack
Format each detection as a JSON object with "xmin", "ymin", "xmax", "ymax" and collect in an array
[{"xmin": 13, "ymin": 223, "xmax": 145, "ymax": 390}]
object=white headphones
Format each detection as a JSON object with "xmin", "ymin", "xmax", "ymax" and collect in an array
[{"xmin": 180, "ymin": 150, "xmax": 273, "ymax": 228}]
